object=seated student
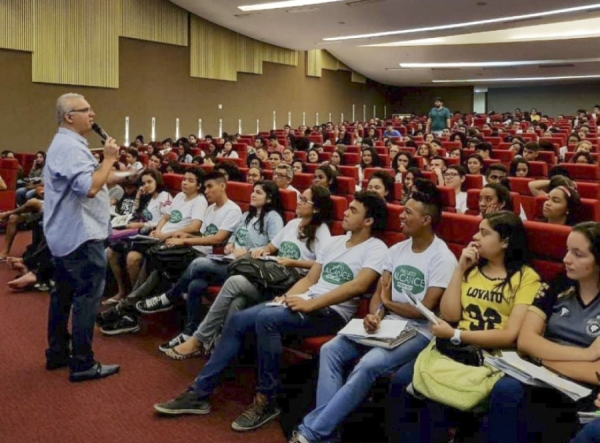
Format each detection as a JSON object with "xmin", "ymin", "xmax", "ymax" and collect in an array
[
  {"xmin": 479, "ymin": 183, "xmax": 512, "ymax": 216},
  {"xmin": 576, "ymin": 140, "xmax": 594, "ymax": 154},
  {"xmin": 163, "ymin": 185, "xmax": 333, "ymax": 359},
  {"xmin": 282, "ymin": 147, "xmax": 295, "ymax": 165},
  {"xmin": 508, "ymin": 140, "xmax": 525, "ymax": 157},
  {"xmin": 153, "ymin": 191, "xmax": 389, "ymax": 433},
  {"xmin": 289, "ymin": 185, "xmax": 457, "ymax": 443},
  {"xmin": 0, "ymin": 198, "xmax": 44, "ymax": 260},
  {"xmin": 217, "ymin": 140, "xmax": 239, "ymax": 159},
  {"xmin": 510, "ymin": 158, "xmax": 530, "ymax": 178},
  {"xmin": 135, "ymin": 180, "xmax": 283, "ymax": 325},
  {"xmin": 16, "ymin": 151, "xmax": 45, "ymax": 205},
  {"xmin": 384, "ymin": 123, "xmax": 401, "ymax": 138},
  {"xmin": 488, "ymin": 222, "xmax": 600, "ymax": 442},
  {"xmin": 541, "ymin": 184, "xmax": 580, "ymax": 226},
  {"xmin": 400, "ymin": 168, "xmax": 424, "ymax": 205},
  {"xmin": 572, "ymin": 395, "xmax": 600, "ymax": 443},
  {"xmin": 366, "ymin": 170, "xmax": 395, "ymax": 202},
  {"xmin": 358, "ymin": 147, "xmax": 383, "ymax": 187},
  {"xmin": 571, "ymin": 152, "xmax": 596, "ymax": 165},
  {"xmin": 387, "ymin": 211, "xmax": 541, "ymax": 443},
  {"xmin": 246, "ymin": 166, "xmax": 264, "ymax": 185},
  {"xmin": 429, "ymin": 155, "xmax": 447, "ymax": 186},
  {"xmin": 485, "ymin": 163, "xmax": 508, "ymax": 186},
  {"xmin": 443, "ymin": 164, "xmax": 467, "ymax": 213},
  {"xmin": 292, "ymin": 160, "xmax": 308, "ymax": 175},
  {"xmin": 269, "ymin": 151, "xmax": 283, "ymax": 169},
  {"xmin": 176, "ymin": 143, "xmax": 193, "ymax": 164},
  {"xmin": 215, "ymin": 160, "xmax": 244, "ymax": 182},
  {"xmin": 392, "ymin": 151, "xmax": 417, "ymax": 184},
  {"xmin": 104, "ymin": 170, "xmax": 172, "ymax": 304},
  {"xmin": 312, "ymin": 165, "xmax": 338, "ymax": 194},
  {"xmin": 274, "ymin": 163, "xmax": 301, "ymax": 197},
  {"xmin": 113, "ymin": 182, "xmax": 138, "ymax": 217},
  {"xmin": 307, "ymin": 148, "xmax": 320, "ymax": 165},
  {"xmin": 475, "ymin": 142, "xmax": 493, "ymax": 160},
  {"xmin": 466, "ymin": 154, "xmax": 485, "ymax": 178},
  {"xmin": 522, "ymin": 142, "xmax": 540, "ymax": 162},
  {"xmin": 103, "ymin": 168, "xmax": 207, "ymax": 309},
  {"xmin": 119, "ymin": 147, "xmax": 143, "ymax": 172},
  {"xmin": 417, "ymin": 143, "xmax": 433, "ymax": 170}
]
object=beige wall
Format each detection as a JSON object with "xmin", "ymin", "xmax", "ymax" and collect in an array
[
  {"xmin": 0, "ymin": 38, "xmax": 388, "ymax": 152},
  {"xmin": 388, "ymin": 87, "xmax": 474, "ymax": 116}
]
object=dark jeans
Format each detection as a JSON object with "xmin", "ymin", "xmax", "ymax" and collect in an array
[
  {"xmin": 191, "ymin": 302, "xmax": 346, "ymax": 400},
  {"xmin": 47, "ymin": 240, "xmax": 107, "ymax": 372}
]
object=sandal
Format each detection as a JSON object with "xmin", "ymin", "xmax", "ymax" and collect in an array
[
  {"xmin": 164, "ymin": 348, "xmax": 203, "ymax": 361},
  {"xmin": 102, "ymin": 296, "xmax": 122, "ymax": 306}
]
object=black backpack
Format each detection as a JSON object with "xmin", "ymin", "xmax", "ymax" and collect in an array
[{"xmin": 227, "ymin": 257, "xmax": 301, "ymax": 295}]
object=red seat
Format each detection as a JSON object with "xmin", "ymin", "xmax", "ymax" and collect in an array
[
  {"xmin": 383, "ymin": 203, "xmax": 406, "ymax": 247},
  {"xmin": 438, "ymin": 212, "xmax": 480, "ymax": 259},
  {"xmin": 162, "ymin": 173, "xmax": 183, "ymax": 196},
  {"xmin": 524, "ymin": 221, "xmax": 569, "ymax": 282},
  {"xmin": 363, "ymin": 168, "xmax": 395, "ymax": 181},
  {"xmin": 0, "ymin": 158, "xmax": 18, "ymax": 210},
  {"xmin": 527, "ymin": 161, "xmax": 548, "ymax": 179},
  {"xmin": 336, "ymin": 176, "xmax": 357, "ymax": 204},
  {"xmin": 279, "ymin": 188, "xmax": 298, "ymax": 223},
  {"xmin": 343, "ymin": 153, "xmax": 360, "ymax": 165},
  {"xmin": 574, "ymin": 182, "xmax": 600, "ymax": 200},
  {"xmin": 490, "ymin": 149, "xmax": 515, "ymax": 163},
  {"xmin": 330, "ymin": 195, "xmax": 348, "ymax": 235},
  {"xmin": 557, "ymin": 163, "xmax": 600, "ymax": 182},
  {"xmin": 227, "ymin": 181, "xmax": 253, "ymax": 211},
  {"xmin": 291, "ymin": 173, "xmax": 313, "ymax": 193},
  {"xmin": 536, "ymin": 151, "xmax": 556, "ymax": 166},
  {"xmin": 437, "ymin": 186, "xmax": 456, "ymax": 212},
  {"xmin": 464, "ymin": 174, "xmax": 484, "ymax": 190},
  {"xmin": 339, "ymin": 165, "xmax": 359, "ymax": 181}
]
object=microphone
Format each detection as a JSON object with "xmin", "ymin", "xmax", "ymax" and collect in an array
[{"xmin": 92, "ymin": 123, "xmax": 110, "ymax": 142}]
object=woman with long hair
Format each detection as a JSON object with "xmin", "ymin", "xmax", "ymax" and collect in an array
[
  {"xmin": 509, "ymin": 158, "xmax": 530, "ymax": 177},
  {"xmin": 392, "ymin": 151, "xmax": 417, "ymax": 184},
  {"xmin": 217, "ymin": 140, "xmax": 239, "ymax": 159},
  {"xmin": 541, "ymin": 185, "xmax": 580, "ymax": 226},
  {"xmin": 400, "ymin": 167, "xmax": 424, "ymax": 205},
  {"xmin": 313, "ymin": 165, "xmax": 338, "ymax": 194},
  {"xmin": 163, "ymin": 185, "xmax": 332, "ymax": 359},
  {"xmin": 479, "ymin": 183, "xmax": 512, "ymax": 216},
  {"xmin": 388, "ymin": 211, "xmax": 541, "ymax": 443},
  {"xmin": 366, "ymin": 170, "xmax": 395, "ymax": 202},
  {"xmin": 358, "ymin": 146, "xmax": 382, "ymax": 184}
]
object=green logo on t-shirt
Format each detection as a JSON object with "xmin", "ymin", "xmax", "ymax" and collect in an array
[
  {"xmin": 322, "ymin": 262, "xmax": 354, "ymax": 285},
  {"xmin": 393, "ymin": 265, "xmax": 425, "ymax": 295},
  {"xmin": 278, "ymin": 241, "xmax": 301, "ymax": 260},
  {"xmin": 236, "ymin": 228, "xmax": 248, "ymax": 246},
  {"xmin": 142, "ymin": 208, "xmax": 152, "ymax": 221},
  {"xmin": 170, "ymin": 210, "xmax": 183, "ymax": 223},
  {"xmin": 204, "ymin": 223, "xmax": 218, "ymax": 236}
]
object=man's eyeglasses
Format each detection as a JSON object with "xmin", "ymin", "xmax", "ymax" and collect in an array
[
  {"xmin": 273, "ymin": 172, "xmax": 289, "ymax": 179},
  {"xmin": 443, "ymin": 173, "xmax": 459, "ymax": 178},
  {"xmin": 298, "ymin": 196, "xmax": 314, "ymax": 205},
  {"xmin": 68, "ymin": 107, "xmax": 93, "ymax": 114}
]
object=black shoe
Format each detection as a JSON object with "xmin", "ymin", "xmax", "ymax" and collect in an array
[
  {"xmin": 69, "ymin": 363, "xmax": 120, "ymax": 382},
  {"xmin": 231, "ymin": 395, "xmax": 281, "ymax": 432},
  {"xmin": 158, "ymin": 333, "xmax": 188, "ymax": 353},
  {"xmin": 96, "ymin": 305, "xmax": 123, "ymax": 327},
  {"xmin": 136, "ymin": 295, "xmax": 173, "ymax": 314},
  {"xmin": 154, "ymin": 391, "xmax": 211, "ymax": 415},
  {"xmin": 45, "ymin": 349, "xmax": 70, "ymax": 370},
  {"xmin": 100, "ymin": 315, "xmax": 140, "ymax": 336}
]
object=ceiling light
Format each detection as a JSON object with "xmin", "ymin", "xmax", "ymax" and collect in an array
[
  {"xmin": 400, "ymin": 59, "xmax": 600, "ymax": 68},
  {"xmin": 239, "ymin": 0, "xmax": 341, "ymax": 12},
  {"xmin": 511, "ymin": 30, "xmax": 600, "ymax": 40},
  {"xmin": 323, "ymin": 3, "xmax": 600, "ymax": 41},
  {"xmin": 432, "ymin": 74, "xmax": 600, "ymax": 83}
]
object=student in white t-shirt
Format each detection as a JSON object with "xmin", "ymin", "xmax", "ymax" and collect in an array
[
  {"xmin": 293, "ymin": 182, "xmax": 457, "ymax": 443},
  {"xmin": 104, "ymin": 169, "xmax": 172, "ymax": 305},
  {"xmin": 153, "ymin": 191, "xmax": 389, "ymax": 433},
  {"xmin": 137, "ymin": 180, "xmax": 285, "ymax": 343},
  {"xmin": 104, "ymin": 169, "xmax": 206, "ymax": 306},
  {"xmin": 162, "ymin": 185, "xmax": 334, "ymax": 358},
  {"xmin": 443, "ymin": 164, "xmax": 467, "ymax": 214},
  {"xmin": 217, "ymin": 140, "xmax": 239, "ymax": 159}
]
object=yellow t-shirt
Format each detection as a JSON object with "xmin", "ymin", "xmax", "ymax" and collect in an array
[{"xmin": 458, "ymin": 266, "xmax": 541, "ymax": 331}]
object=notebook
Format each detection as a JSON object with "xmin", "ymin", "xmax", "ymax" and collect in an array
[{"xmin": 338, "ymin": 318, "xmax": 418, "ymax": 349}]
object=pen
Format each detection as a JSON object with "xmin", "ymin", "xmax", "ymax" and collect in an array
[{"xmin": 375, "ymin": 303, "xmax": 384, "ymax": 317}]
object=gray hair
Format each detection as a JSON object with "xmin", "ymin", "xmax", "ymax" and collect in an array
[
  {"xmin": 55, "ymin": 93, "xmax": 84, "ymax": 124},
  {"xmin": 276, "ymin": 163, "xmax": 294, "ymax": 180}
]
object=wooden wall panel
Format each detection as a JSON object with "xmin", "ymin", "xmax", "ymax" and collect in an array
[
  {"xmin": 352, "ymin": 71, "xmax": 367, "ymax": 84},
  {"xmin": 122, "ymin": 0, "xmax": 188, "ymax": 47},
  {"xmin": 190, "ymin": 16, "xmax": 237, "ymax": 81},
  {"xmin": 32, "ymin": 0, "xmax": 121, "ymax": 88},
  {"xmin": 237, "ymin": 35, "xmax": 263, "ymax": 74},
  {"xmin": 0, "ymin": 0, "xmax": 34, "ymax": 52}
]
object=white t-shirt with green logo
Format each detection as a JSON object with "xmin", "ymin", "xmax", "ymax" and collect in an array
[
  {"xmin": 271, "ymin": 218, "xmax": 331, "ymax": 263},
  {"xmin": 383, "ymin": 236, "xmax": 457, "ymax": 339},
  {"xmin": 194, "ymin": 199, "xmax": 242, "ymax": 254},
  {"xmin": 141, "ymin": 191, "xmax": 172, "ymax": 228},
  {"xmin": 303, "ymin": 235, "xmax": 388, "ymax": 322},
  {"xmin": 162, "ymin": 192, "xmax": 208, "ymax": 235}
]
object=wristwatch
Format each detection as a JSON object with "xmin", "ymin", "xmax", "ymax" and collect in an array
[{"xmin": 450, "ymin": 329, "xmax": 462, "ymax": 345}]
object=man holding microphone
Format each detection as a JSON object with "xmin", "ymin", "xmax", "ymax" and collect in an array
[{"xmin": 44, "ymin": 93, "xmax": 131, "ymax": 382}]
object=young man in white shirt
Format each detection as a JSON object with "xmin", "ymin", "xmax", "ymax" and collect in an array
[
  {"xmin": 153, "ymin": 191, "xmax": 389, "ymax": 433},
  {"xmin": 290, "ymin": 183, "xmax": 457, "ymax": 443}
]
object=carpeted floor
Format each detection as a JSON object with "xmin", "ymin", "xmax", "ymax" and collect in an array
[{"xmin": 0, "ymin": 233, "xmax": 284, "ymax": 443}]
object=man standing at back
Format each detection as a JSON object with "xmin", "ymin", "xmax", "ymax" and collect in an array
[
  {"xmin": 426, "ymin": 97, "xmax": 451, "ymax": 137},
  {"xmin": 44, "ymin": 93, "xmax": 124, "ymax": 382}
]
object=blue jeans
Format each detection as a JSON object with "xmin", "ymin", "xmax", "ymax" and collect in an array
[
  {"xmin": 486, "ymin": 376, "xmax": 528, "ymax": 443},
  {"xmin": 190, "ymin": 302, "xmax": 346, "ymax": 400},
  {"xmin": 47, "ymin": 240, "xmax": 107, "ymax": 372},
  {"xmin": 572, "ymin": 419, "xmax": 600, "ymax": 443},
  {"xmin": 298, "ymin": 333, "xmax": 430, "ymax": 442},
  {"xmin": 16, "ymin": 187, "xmax": 37, "ymax": 206},
  {"xmin": 163, "ymin": 257, "xmax": 230, "ymax": 335}
]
